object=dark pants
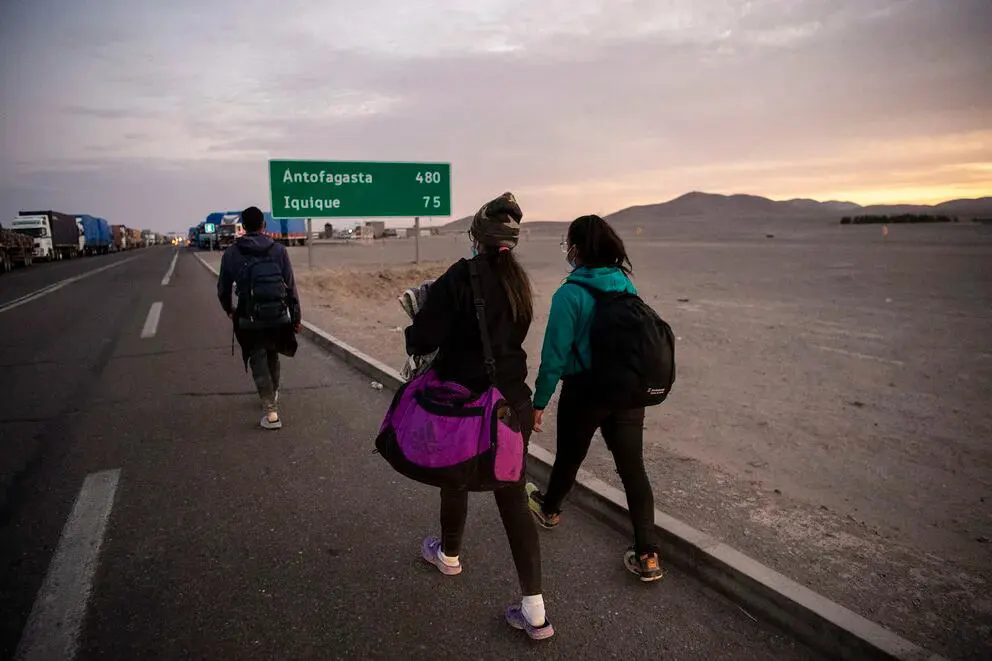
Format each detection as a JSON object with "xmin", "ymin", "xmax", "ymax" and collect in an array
[
  {"xmin": 249, "ymin": 348, "xmax": 280, "ymax": 412},
  {"xmin": 439, "ymin": 402, "xmax": 541, "ymax": 596},
  {"xmin": 543, "ymin": 379, "xmax": 660, "ymax": 554}
]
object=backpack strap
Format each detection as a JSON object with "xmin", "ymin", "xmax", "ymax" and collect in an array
[{"xmin": 467, "ymin": 259, "xmax": 498, "ymax": 383}]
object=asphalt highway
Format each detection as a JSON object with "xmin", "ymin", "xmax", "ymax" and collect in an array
[{"xmin": 0, "ymin": 248, "xmax": 823, "ymax": 660}]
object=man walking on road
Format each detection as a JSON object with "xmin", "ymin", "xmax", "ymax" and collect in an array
[{"xmin": 217, "ymin": 206, "xmax": 302, "ymax": 429}]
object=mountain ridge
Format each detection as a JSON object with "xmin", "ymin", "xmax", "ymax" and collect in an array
[{"xmin": 439, "ymin": 192, "xmax": 992, "ymax": 229}]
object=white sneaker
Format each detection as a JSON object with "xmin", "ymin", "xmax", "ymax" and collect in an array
[{"xmin": 260, "ymin": 411, "xmax": 282, "ymax": 430}]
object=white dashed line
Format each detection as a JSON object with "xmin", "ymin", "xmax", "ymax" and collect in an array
[
  {"xmin": 15, "ymin": 469, "xmax": 121, "ymax": 661},
  {"xmin": 140, "ymin": 301, "xmax": 163, "ymax": 339},
  {"xmin": 0, "ymin": 257, "xmax": 139, "ymax": 315},
  {"xmin": 161, "ymin": 250, "xmax": 179, "ymax": 286}
]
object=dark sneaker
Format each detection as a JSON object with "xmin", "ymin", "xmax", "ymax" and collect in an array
[
  {"xmin": 623, "ymin": 548, "xmax": 664, "ymax": 582},
  {"xmin": 505, "ymin": 605, "xmax": 555, "ymax": 640},
  {"xmin": 525, "ymin": 482, "xmax": 560, "ymax": 529}
]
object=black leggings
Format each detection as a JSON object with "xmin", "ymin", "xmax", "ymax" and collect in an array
[
  {"xmin": 542, "ymin": 379, "xmax": 660, "ymax": 554},
  {"xmin": 440, "ymin": 484, "xmax": 541, "ymax": 595},
  {"xmin": 438, "ymin": 403, "xmax": 541, "ymax": 596}
]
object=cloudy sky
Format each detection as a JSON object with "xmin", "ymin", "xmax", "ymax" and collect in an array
[{"xmin": 1, "ymin": 0, "xmax": 990, "ymax": 232}]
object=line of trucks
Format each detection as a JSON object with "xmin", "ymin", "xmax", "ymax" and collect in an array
[
  {"xmin": 188, "ymin": 211, "xmax": 309, "ymax": 251},
  {"xmin": 1, "ymin": 210, "xmax": 168, "ymax": 275}
]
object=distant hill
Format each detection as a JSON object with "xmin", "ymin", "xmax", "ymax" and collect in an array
[
  {"xmin": 858, "ymin": 198, "xmax": 992, "ymax": 217},
  {"xmin": 438, "ymin": 215, "xmax": 473, "ymax": 232},
  {"xmin": 438, "ymin": 215, "xmax": 567, "ymax": 235},
  {"xmin": 438, "ymin": 192, "xmax": 992, "ymax": 233},
  {"xmin": 606, "ymin": 191, "xmax": 992, "ymax": 226}
]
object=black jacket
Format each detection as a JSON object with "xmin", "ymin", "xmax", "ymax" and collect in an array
[
  {"xmin": 217, "ymin": 233, "xmax": 300, "ymax": 365},
  {"xmin": 405, "ymin": 254, "xmax": 532, "ymax": 407}
]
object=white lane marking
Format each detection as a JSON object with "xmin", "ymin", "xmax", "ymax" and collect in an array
[
  {"xmin": 813, "ymin": 345, "xmax": 905, "ymax": 366},
  {"xmin": 140, "ymin": 301, "xmax": 163, "ymax": 339},
  {"xmin": 193, "ymin": 252, "xmax": 219, "ymax": 276},
  {"xmin": 161, "ymin": 250, "xmax": 179, "ymax": 286},
  {"xmin": 0, "ymin": 257, "xmax": 140, "ymax": 315},
  {"xmin": 14, "ymin": 469, "xmax": 121, "ymax": 661}
]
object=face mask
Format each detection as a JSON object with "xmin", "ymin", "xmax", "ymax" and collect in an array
[{"xmin": 470, "ymin": 242, "xmax": 479, "ymax": 257}]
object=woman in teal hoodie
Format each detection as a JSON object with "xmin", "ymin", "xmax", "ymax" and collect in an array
[{"xmin": 528, "ymin": 214, "xmax": 663, "ymax": 582}]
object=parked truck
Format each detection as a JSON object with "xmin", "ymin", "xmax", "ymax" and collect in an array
[
  {"xmin": 11, "ymin": 211, "xmax": 81, "ymax": 261},
  {"xmin": 127, "ymin": 227, "xmax": 142, "ymax": 248},
  {"xmin": 76, "ymin": 218, "xmax": 86, "ymax": 255},
  {"xmin": 197, "ymin": 223, "xmax": 217, "ymax": 250},
  {"xmin": 141, "ymin": 230, "xmax": 161, "ymax": 247},
  {"xmin": 217, "ymin": 214, "xmax": 245, "ymax": 248},
  {"xmin": 264, "ymin": 214, "xmax": 308, "ymax": 246},
  {"xmin": 75, "ymin": 215, "xmax": 112, "ymax": 255},
  {"xmin": 111, "ymin": 224, "xmax": 129, "ymax": 252},
  {"xmin": 15, "ymin": 211, "xmax": 80, "ymax": 262},
  {"xmin": 0, "ymin": 226, "xmax": 35, "ymax": 273}
]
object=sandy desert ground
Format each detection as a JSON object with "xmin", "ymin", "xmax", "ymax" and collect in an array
[{"xmin": 203, "ymin": 220, "xmax": 992, "ymax": 659}]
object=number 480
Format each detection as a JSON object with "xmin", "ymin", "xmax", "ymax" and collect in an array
[{"xmin": 416, "ymin": 171, "xmax": 441, "ymax": 184}]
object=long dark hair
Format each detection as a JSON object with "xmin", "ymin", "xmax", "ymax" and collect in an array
[
  {"xmin": 567, "ymin": 214, "xmax": 633, "ymax": 275},
  {"xmin": 484, "ymin": 249, "xmax": 533, "ymax": 326}
]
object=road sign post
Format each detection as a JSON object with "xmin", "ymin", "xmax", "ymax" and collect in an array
[
  {"xmin": 307, "ymin": 217, "xmax": 313, "ymax": 269},
  {"xmin": 414, "ymin": 217, "xmax": 420, "ymax": 264},
  {"xmin": 268, "ymin": 160, "xmax": 451, "ymax": 218}
]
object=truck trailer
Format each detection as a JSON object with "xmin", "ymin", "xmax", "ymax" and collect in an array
[
  {"xmin": 0, "ymin": 226, "xmax": 35, "ymax": 273},
  {"xmin": 13, "ymin": 210, "xmax": 81, "ymax": 261},
  {"xmin": 75, "ymin": 215, "xmax": 112, "ymax": 255},
  {"xmin": 264, "ymin": 214, "xmax": 308, "ymax": 246}
]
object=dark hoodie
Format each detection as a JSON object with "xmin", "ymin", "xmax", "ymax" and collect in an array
[
  {"xmin": 217, "ymin": 232, "xmax": 301, "ymax": 364},
  {"xmin": 405, "ymin": 253, "xmax": 532, "ymax": 408}
]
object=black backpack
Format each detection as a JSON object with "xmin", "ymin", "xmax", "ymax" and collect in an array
[
  {"xmin": 570, "ymin": 281, "xmax": 676, "ymax": 409},
  {"xmin": 235, "ymin": 244, "xmax": 291, "ymax": 328}
]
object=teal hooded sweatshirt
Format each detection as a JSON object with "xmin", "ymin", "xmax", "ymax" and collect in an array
[{"xmin": 533, "ymin": 265, "xmax": 637, "ymax": 410}]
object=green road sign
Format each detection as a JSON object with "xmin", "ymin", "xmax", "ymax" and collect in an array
[{"xmin": 269, "ymin": 160, "xmax": 451, "ymax": 218}]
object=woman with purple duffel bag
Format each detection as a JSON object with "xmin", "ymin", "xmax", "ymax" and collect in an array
[{"xmin": 375, "ymin": 192, "xmax": 553, "ymax": 641}]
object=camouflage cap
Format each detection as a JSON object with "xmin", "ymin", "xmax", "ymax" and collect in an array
[{"xmin": 470, "ymin": 192, "xmax": 522, "ymax": 250}]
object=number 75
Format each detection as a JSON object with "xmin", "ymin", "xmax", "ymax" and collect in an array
[{"xmin": 423, "ymin": 196, "xmax": 441, "ymax": 208}]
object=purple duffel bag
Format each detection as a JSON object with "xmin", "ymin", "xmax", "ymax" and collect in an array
[{"xmin": 374, "ymin": 260, "xmax": 526, "ymax": 491}]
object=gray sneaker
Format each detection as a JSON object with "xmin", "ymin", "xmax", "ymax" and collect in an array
[{"xmin": 260, "ymin": 412, "xmax": 282, "ymax": 430}]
